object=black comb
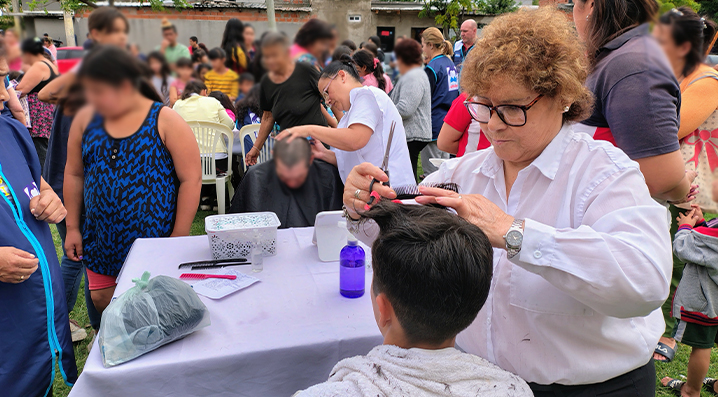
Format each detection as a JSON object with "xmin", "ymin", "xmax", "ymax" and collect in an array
[
  {"xmin": 392, "ymin": 182, "xmax": 460, "ymax": 200},
  {"xmin": 178, "ymin": 258, "xmax": 248, "ymax": 269}
]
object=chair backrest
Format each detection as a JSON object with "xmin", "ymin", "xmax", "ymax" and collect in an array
[
  {"xmin": 238, "ymin": 124, "xmax": 274, "ymax": 171},
  {"xmin": 259, "ymin": 136, "xmax": 274, "ymax": 166},
  {"xmin": 188, "ymin": 121, "xmax": 233, "ymax": 179}
]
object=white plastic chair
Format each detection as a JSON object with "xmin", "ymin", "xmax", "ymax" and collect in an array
[
  {"xmin": 239, "ymin": 124, "xmax": 274, "ymax": 172},
  {"xmin": 188, "ymin": 121, "xmax": 234, "ymax": 214}
]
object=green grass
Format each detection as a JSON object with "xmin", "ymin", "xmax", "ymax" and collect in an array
[{"xmin": 52, "ymin": 211, "xmax": 212, "ymax": 397}]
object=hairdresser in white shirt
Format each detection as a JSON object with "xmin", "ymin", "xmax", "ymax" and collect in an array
[
  {"xmin": 275, "ymin": 55, "xmax": 415, "ymax": 188},
  {"xmin": 342, "ymin": 9, "xmax": 671, "ymax": 397}
]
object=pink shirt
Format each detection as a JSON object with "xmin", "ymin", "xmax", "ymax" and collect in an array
[
  {"xmin": 170, "ymin": 79, "xmax": 188, "ymax": 95},
  {"xmin": 361, "ymin": 73, "xmax": 393, "ymax": 93},
  {"xmin": 225, "ymin": 109, "xmax": 236, "ymax": 122}
]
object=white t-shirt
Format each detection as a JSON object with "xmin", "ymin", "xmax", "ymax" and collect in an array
[{"xmin": 332, "ymin": 86, "xmax": 414, "ymax": 187}]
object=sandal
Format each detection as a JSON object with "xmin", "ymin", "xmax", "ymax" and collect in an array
[
  {"xmin": 663, "ymin": 378, "xmax": 685, "ymax": 395},
  {"xmin": 655, "ymin": 341, "xmax": 678, "ymax": 362},
  {"xmin": 704, "ymin": 378, "xmax": 718, "ymax": 395}
]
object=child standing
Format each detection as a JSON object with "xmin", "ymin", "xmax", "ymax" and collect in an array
[
  {"xmin": 63, "ymin": 46, "xmax": 201, "ymax": 315},
  {"xmin": 661, "ymin": 175, "xmax": 718, "ymax": 396},
  {"xmin": 147, "ymin": 51, "xmax": 174, "ymax": 106},
  {"xmin": 205, "ymin": 48, "xmax": 239, "ymax": 101},
  {"xmin": 169, "ymin": 57, "xmax": 194, "ymax": 107}
]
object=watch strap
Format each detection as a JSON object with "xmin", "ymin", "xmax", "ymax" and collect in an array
[{"xmin": 506, "ymin": 219, "xmax": 524, "ymax": 259}]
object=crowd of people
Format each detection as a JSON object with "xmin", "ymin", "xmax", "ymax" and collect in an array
[{"xmin": 2, "ymin": 1, "xmax": 718, "ymax": 396}]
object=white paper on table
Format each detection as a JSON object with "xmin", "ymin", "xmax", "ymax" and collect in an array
[{"xmin": 189, "ymin": 269, "xmax": 260, "ymax": 299}]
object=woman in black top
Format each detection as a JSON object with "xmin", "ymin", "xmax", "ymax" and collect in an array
[
  {"xmin": 16, "ymin": 37, "xmax": 59, "ymax": 171},
  {"xmin": 246, "ymin": 32, "xmax": 336, "ymax": 166}
]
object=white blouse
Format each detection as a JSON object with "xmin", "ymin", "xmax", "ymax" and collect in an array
[
  {"xmin": 354, "ymin": 125, "xmax": 672, "ymax": 385},
  {"xmin": 332, "ymin": 86, "xmax": 415, "ymax": 187}
]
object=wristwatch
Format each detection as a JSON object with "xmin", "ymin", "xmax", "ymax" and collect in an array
[{"xmin": 504, "ymin": 219, "xmax": 525, "ymax": 259}]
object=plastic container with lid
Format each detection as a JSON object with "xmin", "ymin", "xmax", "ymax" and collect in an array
[
  {"xmin": 340, "ymin": 233, "xmax": 365, "ymax": 298},
  {"xmin": 204, "ymin": 212, "xmax": 281, "ymax": 260}
]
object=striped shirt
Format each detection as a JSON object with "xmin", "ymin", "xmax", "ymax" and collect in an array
[{"xmin": 205, "ymin": 69, "xmax": 239, "ymax": 99}]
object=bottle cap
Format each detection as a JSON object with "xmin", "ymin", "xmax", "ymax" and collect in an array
[{"xmin": 347, "ymin": 233, "xmax": 358, "ymax": 244}]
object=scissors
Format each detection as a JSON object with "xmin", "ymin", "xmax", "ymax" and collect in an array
[{"xmin": 366, "ymin": 121, "xmax": 396, "ymax": 208}]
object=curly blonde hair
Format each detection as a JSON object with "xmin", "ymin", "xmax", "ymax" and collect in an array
[{"xmin": 461, "ymin": 8, "xmax": 594, "ymax": 123}]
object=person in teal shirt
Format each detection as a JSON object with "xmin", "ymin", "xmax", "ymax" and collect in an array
[{"xmin": 157, "ymin": 19, "xmax": 190, "ymax": 65}]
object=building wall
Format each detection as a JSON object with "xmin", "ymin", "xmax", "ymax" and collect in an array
[
  {"xmin": 313, "ymin": 0, "xmax": 372, "ymax": 45},
  {"xmin": 372, "ymin": 12, "xmax": 495, "ymax": 42}
]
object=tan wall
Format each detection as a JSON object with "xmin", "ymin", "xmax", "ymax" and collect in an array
[{"xmin": 313, "ymin": 0, "xmax": 373, "ymax": 45}]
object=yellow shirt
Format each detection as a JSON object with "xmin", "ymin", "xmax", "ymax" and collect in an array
[{"xmin": 205, "ymin": 68, "xmax": 239, "ymax": 99}]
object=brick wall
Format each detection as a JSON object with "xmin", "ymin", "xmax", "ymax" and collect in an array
[{"xmin": 75, "ymin": 7, "xmax": 312, "ymax": 24}]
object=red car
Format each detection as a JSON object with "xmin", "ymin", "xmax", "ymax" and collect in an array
[{"xmin": 55, "ymin": 46, "xmax": 86, "ymax": 74}]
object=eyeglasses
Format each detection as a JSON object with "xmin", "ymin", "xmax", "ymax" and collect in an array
[
  {"xmin": 464, "ymin": 95, "xmax": 543, "ymax": 127},
  {"xmin": 321, "ymin": 74, "xmax": 338, "ymax": 102}
]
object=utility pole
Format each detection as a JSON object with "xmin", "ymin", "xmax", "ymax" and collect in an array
[
  {"xmin": 266, "ymin": 0, "xmax": 276, "ymax": 31},
  {"xmin": 63, "ymin": 10, "xmax": 76, "ymax": 46},
  {"xmin": 11, "ymin": 0, "xmax": 22, "ymax": 38}
]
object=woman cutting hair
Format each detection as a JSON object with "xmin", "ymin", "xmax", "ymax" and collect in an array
[
  {"xmin": 344, "ymin": 8, "xmax": 671, "ymax": 396},
  {"xmin": 275, "ymin": 55, "xmax": 414, "ymax": 187}
]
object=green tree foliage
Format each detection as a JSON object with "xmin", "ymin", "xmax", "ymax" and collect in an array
[
  {"xmin": 697, "ymin": 0, "xmax": 718, "ymax": 19},
  {"xmin": 656, "ymin": 0, "xmax": 701, "ymax": 15},
  {"xmin": 419, "ymin": 0, "xmax": 517, "ymax": 38}
]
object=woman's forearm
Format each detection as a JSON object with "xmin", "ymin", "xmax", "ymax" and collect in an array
[
  {"xmin": 63, "ymin": 174, "xmax": 84, "ymax": 231},
  {"xmin": 171, "ymin": 180, "xmax": 201, "ymax": 236},
  {"xmin": 301, "ymin": 126, "xmax": 369, "ymax": 152}
]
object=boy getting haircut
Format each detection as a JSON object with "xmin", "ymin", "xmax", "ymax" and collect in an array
[{"xmin": 295, "ymin": 202, "xmax": 532, "ymax": 397}]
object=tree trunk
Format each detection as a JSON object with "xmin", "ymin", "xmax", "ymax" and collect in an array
[
  {"xmin": 63, "ymin": 10, "xmax": 76, "ymax": 47},
  {"xmin": 266, "ymin": 0, "xmax": 276, "ymax": 31},
  {"xmin": 11, "ymin": 0, "xmax": 23, "ymax": 38}
]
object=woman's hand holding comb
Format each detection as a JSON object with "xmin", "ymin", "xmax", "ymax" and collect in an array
[{"xmin": 344, "ymin": 163, "xmax": 397, "ymax": 217}]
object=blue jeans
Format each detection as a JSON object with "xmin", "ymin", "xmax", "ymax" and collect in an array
[{"xmin": 57, "ymin": 220, "xmax": 101, "ymax": 330}]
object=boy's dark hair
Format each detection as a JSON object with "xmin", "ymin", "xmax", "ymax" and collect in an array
[
  {"xmin": 176, "ymin": 57, "xmax": 193, "ymax": 69},
  {"xmin": 208, "ymin": 47, "xmax": 227, "ymax": 60},
  {"xmin": 362, "ymin": 201, "xmax": 493, "ymax": 345},
  {"xmin": 341, "ymin": 39, "xmax": 357, "ymax": 51},
  {"xmin": 368, "ymin": 35, "xmax": 381, "ymax": 47},
  {"xmin": 79, "ymin": 45, "xmax": 162, "ymax": 103},
  {"xmin": 190, "ymin": 36, "xmax": 198, "ymax": 43},
  {"xmin": 180, "ymin": 80, "xmax": 207, "ymax": 100},
  {"xmin": 239, "ymin": 72, "xmax": 255, "ymax": 84},
  {"xmin": 659, "ymin": 6, "xmax": 718, "ymax": 77}
]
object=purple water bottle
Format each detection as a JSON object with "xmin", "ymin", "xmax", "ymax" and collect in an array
[{"xmin": 340, "ymin": 233, "xmax": 365, "ymax": 298}]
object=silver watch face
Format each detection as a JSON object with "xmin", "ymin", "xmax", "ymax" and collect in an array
[{"xmin": 506, "ymin": 230, "xmax": 523, "ymax": 248}]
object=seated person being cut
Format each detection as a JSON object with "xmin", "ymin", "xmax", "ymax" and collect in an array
[
  {"xmin": 294, "ymin": 202, "xmax": 532, "ymax": 397},
  {"xmin": 229, "ymin": 138, "xmax": 343, "ymax": 228}
]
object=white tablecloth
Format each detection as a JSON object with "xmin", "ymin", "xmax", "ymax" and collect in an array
[{"xmin": 69, "ymin": 228, "xmax": 382, "ymax": 397}]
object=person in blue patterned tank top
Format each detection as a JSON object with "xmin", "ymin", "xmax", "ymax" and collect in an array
[{"xmin": 63, "ymin": 46, "xmax": 201, "ymax": 316}]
